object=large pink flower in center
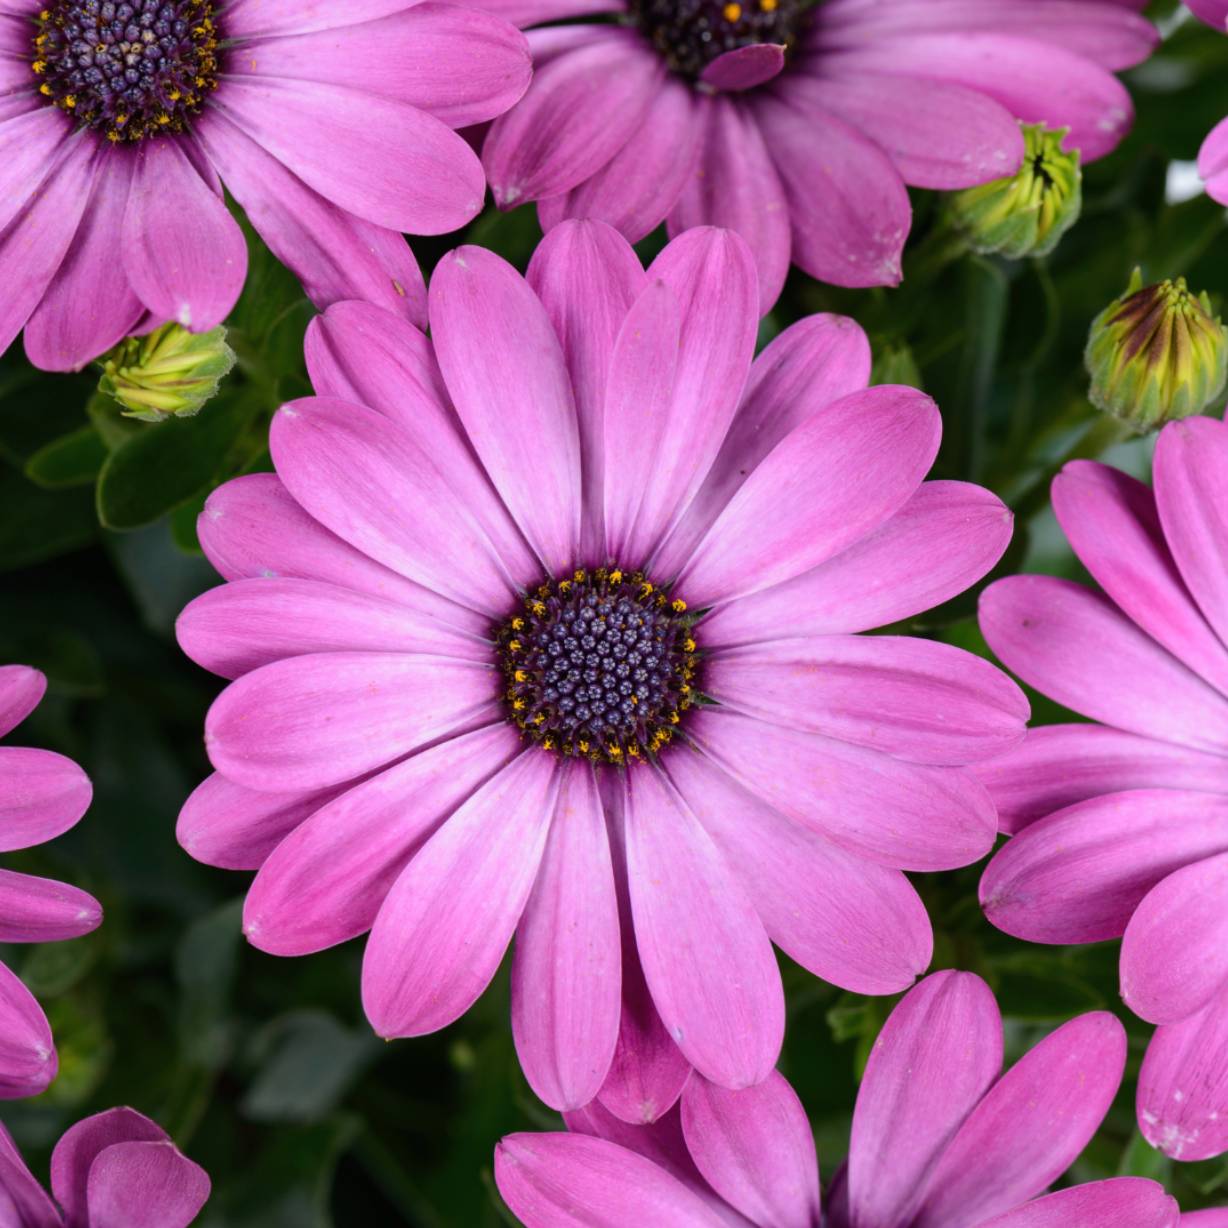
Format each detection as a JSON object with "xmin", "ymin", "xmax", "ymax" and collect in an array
[
  {"xmin": 177, "ymin": 221, "xmax": 1025, "ymax": 1118},
  {"xmin": 474, "ymin": 0, "xmax": 1157, "ymax": 311}
]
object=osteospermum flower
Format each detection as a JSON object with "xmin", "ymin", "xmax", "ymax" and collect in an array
[
  {"xmin": 496, "ymin": 970, "xmax": 1183, "ymax": 1228},
  {"xmin": 0, "ymin": 1106, "xmax": 209, "ymax": 1226},
  {"xmin": 3, "ymin": 0, "xmax": 531, "ymax": 371},
  {"xmin": 476, "ymin": 0, "xmax": 1156, "ymax": 312},
  {"xmin": 1184, "ymin": 0, "xmax": 1228, "ymax": 202},
  {"xmin": 177, "ymin": 220, "xmax": 1025, "ymax": 1116},
  {"xmin": 977, "ymin": 416, "xmax": 1228, "ymax": 1161},
  {"xmin": 0, "ymin": 665, "xmax": 99, "ymax": 1099}
]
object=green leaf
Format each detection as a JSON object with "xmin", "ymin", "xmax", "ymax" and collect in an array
[
  {"xmin": 0, "ymin": 464, "xmax": 97, "ymax": 571},
  {"xmin": 177, "ymin": 899, "xmax": 244, "ymax": 1072},
  {"xmin": 24, "ymin": 426, "xmax": 107, "ymax": 489}
]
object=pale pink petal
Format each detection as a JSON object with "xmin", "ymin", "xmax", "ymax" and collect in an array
[
  {"xmin": 1121, "ymin": 852, "xmax": 1228, "ymax": 1025},
  {"xmin": 1184, "ymin": 1212, "xmax": 1228, "ymax": 1227},
  {"xmin": 980, "ymin": 576, "xmax": 1228, "ymax": 754},
  {"xmin": 0, "ymin": 665, "xmax": 43, "ymax": 739},
  {"xmin": 677, "ymin": 385, "xmax": 939, "ymax": 606},
  {"xmin": 512, "ymin": 760, "xmax": 621, "ymax": 1111},
  {"xmin": 1140, "ymin": 998, "xmax": 1228, "ymax": 1161},
  {"xmin": 0, "ymin": 869, "xmax": 101, "ymax": 942},
  {"xmin": 699, "ymin": 480, "xmax": 1012, "ymax": 646},
  {"xmin": 913, "ymin": 1013, "xmax": 1127, "ymax": 1228},
  {"xmin": 221, "ymin": 0, "xmax": 409, "ymax": 37},
  {"xmin": 204, "ymin": 651, "xmax": 499, "ymax": 792},
  {"xmin": 689, "ymin": 709, "xmax": 997, "ymax": 872},
  {"xmin": 706, "ymin": 635, "xmax": 1027, "ymax": 766},
  {"xmin": 0, "ymin": 959, "xmax": 54, "ymax": 1097},
  {"xmin": 1199, "ymin": 116, "xmax": 1228, "ymax": 205},
  {"xmin": 85, "ymin": 1140, "xmax": 210, "ymax": 1228},
  {"xmin": 681, "ymin": 1073, "xmax": 820, "ymax": 1228},
  {"xmin": 244, "ymin": 725, "xmax": 519, "ymax": 955},
  {"xmin": 974, "ymin": 725, "xmax": 1228, "ymax": 836},
  {"xmin": 665, "ymin": 749, "xmax": 931, "ymax": 995},
  {"xmin": 361, "ymin": 751, "xmax": 559, "ymax": 1036},
  {"xmin": 981, "ymin": 789, "xmax": 1228, "ymax": 945},
  {"xmin": 0, "ymin": 746, "xmax": 92, "ymax": 853},
  {"xmin": 1187, "ymin": 0, "xmax": 1228, "ymax": 29},
  {"xmin": 495, "ymin": 1132, "xmax": 727, "ymax": 1228},
  {"xmin": 971, "ymin": 1181, "xmax": 1179, "ymax": 1228},
  {"xmin": 847, "ymin": 971, "xmax": 1002, "ymax": 1228},
  {"xmin": 623, "ymin": 766, "xmax": 783, "ymax": 1089},
  {"xmin": 430, "ymin": 246, "xmax": 582, "ymax": 574},
  {"xmin": 0, "ymin": 108, "xmax": 78, "ymax": 235}
]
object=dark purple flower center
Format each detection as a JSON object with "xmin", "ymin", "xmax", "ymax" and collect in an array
[
  {"xmin": 496, "ymin": 567, "xmax": 700, "ymax": 765},
  {"xmin": 628, "ymin": 0, "xmax": 805, "ymax": 80},
  {"xmin": 32, "ymin": 0, "xmax": 221, "ymax": 143}
]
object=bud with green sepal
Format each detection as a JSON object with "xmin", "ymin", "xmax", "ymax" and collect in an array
[
  {"xmin": 948, "ymin": 124, "xmax": 1082, "ymax": 260},
  {"xmin": 1085, "ymin": 269, "xmax": 1227, "ymax": 432},
  {"xmin": 98, "ymin": 323, "xmax": 236, "ymax": 423}
]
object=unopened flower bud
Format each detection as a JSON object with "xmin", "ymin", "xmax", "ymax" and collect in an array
[
  {"xmin": 1085, "ymin": 270, "xmax": 1227, "ymax": 432},
  {"xmin": 98, "ymin": 323, "xmax": 235, "ymax": 422},
  {"xmin": 948, "ymin": 125, "xmax": 1082, "ymax": 260}
]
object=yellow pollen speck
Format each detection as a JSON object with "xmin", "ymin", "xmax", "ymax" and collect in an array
[
  {"xmin": 609, "ymin": 570, "xmax": 623, "ymax": 584},
  {"xmin": 671, "ymin": 598, "xmax": 687, "ymax": 613},
  {"xmin": 684, "ymin": 638, "xmax": 696, "ymax": 653},
  {"xmin": 512, "ymin": 698, "xmax": 526, "ymax": 711},
  {"xmin": 608, "ymin": 744, "xmax": 623, "ymax": 758},
  {"xmin": 513, "ymin": 669, "xmax": 528, "ymax": 683},
  {"xmin": 640, "ymin": 582, "xmax": 654, "ymax": 596},
  {"xmin": 39, "ymin": 82, "xmax": 52, "ymax": 95},
  {"xmin": 32, "ymin": 60, "xmax": 46, "ymax": 74},
  {"xmin": 573, "ymin": 569, "xmax": 586, "ymax": 582},
  {"xmin": 761, "ymin": 0, "xmax": 777, "ymax": 9},
  {"xmin": 511, "ymin": 617, "xmax": 524, "ymax": 631},
  {"xmin": 168, "ymin": 89, "xmax": 181, "ymax": 101},
  {"xmin": 157, "ymin": 113, "xmax": 171, "ymax": 125},
  {"xmin": 542, "ymin": 736, "xmax": 555, "ymax": 750},
  {"xmin": 531, "ymin": 600, "xmax": 546, "ymax": 616},
  {"xmin": 64, "ymin": 94, "xmax": 75, "ymax": 107},
  {"xmin": 628, "ymin": 744, "xmax": 641, "ymax": 757},
  {"xmin": 508, "ymin": 639, "xmax": 522, "ymax": 653},
  {"xmin": 578, "ymin": 740, "xmax": 589, "ymax": 753},
  {"xmin": 533, "ymin": 713, "xmax": 546, "ymax": 725},
  {"xmin": 559, "ymin": 579, "xmax": 572, "ymax": 593},
  {"xmin": 723, "ymin": 2, "xmax": 742, "ymax": 18}
]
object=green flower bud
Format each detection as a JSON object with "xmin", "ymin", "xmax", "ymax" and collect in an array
[
  {"xmin": 1085, "ymin": 269, "xmax": 1228, "ymax": 432},
  {"xmin": 98, "ymin": 323, "xmax": 235, "ymax": 422},
  {"xmin": 948, "ymin": 124, "xmax": 1082, "ymax": 260}
]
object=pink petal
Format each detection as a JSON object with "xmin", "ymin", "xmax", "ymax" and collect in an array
[
  {"xmin": 176, "ymin": 772, "xmax": 340, "ymax": 870},
  {"xmin": 0, "ymin": 666, "xmax": 44, "ymax": 738},
  {"xmin": 221, "ymin": 0, "xmax": 410, "ymax": 38},
  {"xmin": 980, "ymin": 576, "xmax": 1228, "ymax": 753},
  {"xmin": 665, "ymin": 96, "xmax": 792, "ymax": 319},
  {"xmin": 235, "ymin": 4, "xmax": 531, "ymax": 128},
  {"xmin": 85, "ymin": 1140, "xmax": 210, "ymax": 1228},
  {"xmin": 700, "ymin": 44, "xmax": 785, "ymax": 91},
  {"xmin": 706, "ymin": 634, "xmax": 1027, "ymax": 766},
  {"xmin": 269, "ymin": 395, "xmax": 521, "ymax": 613},
  {"xmin": 687, "ymin": 708, "xmax": 997, "ymax": 872},
  {"xmin": 623, "ymin": 766, "xmax": 783, "ymax": 1089},
  {"xmin": 0, "ymin": 1120, "xmax": 59, "ymax": 1228},
  {"xmin": 450, "ymin": 0, "xmax": 623, "ymax": 25},
  {"xmin": 847, "ymin": 971, "xmax": 1002, "ymax": 1228},
  {"xmin": 0, "ymin": 746, "xmax": 92, "ymax": 853},
  {"xmin": 1054, "ymin": 459, "xmax": 1228, "ymax": 697},
  {"xmin": 512, "ymin": 760, "xmax": 621, "ymax": 1111},
  {"xmin": 51, "ymin": 1108, "xmax": 169, "ymax": 1225},
  {"xmin": 753, "ymin": 82, "xmax": 909, "ymax": 288},
  {"xmin": 122, "ymin": 138, "xmax": 246, "ymax": 331},
  {"xmin": 430, "ymin": 246, "xmax": 582, "ymax": 574},
  {"xmin": 204, "ymin": 651, "xmax": 499, "ymax": 792},
  {"xmin": 0, "ymin": 108, "xmax": 78, "ymax": 235},
  {"xmin": 913, "ymin": 1013, "xmax": 1127, "ymax": 1228},
  {"xmin": 680, "ymin": 1073, "xmax": 820, "ymax": 1228},
  {"xmin": 494, "ymin": 1132, "xmax": 727, "ymax": 1227},
  {"xmin": 975, "ymin": 724, "xmax": 1228, "ymax": 836},
  {"xmin": 676, "ymin": 385, "xmax": 940, "ymax": 607},
  {"xmin": 700, "ymin": 480, "xmax": 1013, "ymax": 646},
  {"xmin": 177, "ymin": 577, "xmax": 487, "ymax": 679},
  {"xmin": 1154, "ymin": 417, "xmax": 1228, "ymax": 656},
  {"xmin": 0, "ymin": 960, "xmax": 54, "ymax": 1098},
  {"xmin": 654, "ymin": 313, "xmax": 871, "ymax": 579},
  {"xmin": 195, "ymin": 113, "xmax": 426, "ymax": 324},
  {"xmin": 972, "ymin": 1181, "xmax": 1179, "ymax": 1228},
  {"xmin": 244, "ymin": 725, "xmax": 519, "ymax": 955},
  {"xmin": 665, "ymin": 750, "xmax": 931, "ymax": 995},
  {"xmin": 1199, "ymin": 116, "xmax": 1228, "ymax": 205},
  {"xmin": 1187, "ymin": 0, "xmax": 1228, "ymax": 28},
  {"xmin": 483, "ymin": 32, "xmax": 661, "ymax": 208},
  {"xmin": 361, "ymin": 751, "xmax": 559, "ymax": 1037},
  {"xmin": 0, "ymin": 869, "xmax": 100, "ymax": 942},
  {"xmin": 1121, "ymin": 852, "xmax": 1228, "ymax": 1025},
  {"xmin": 213, "ymin": 77, "xmax": 484, "ymax": 233},
  {"xmin": 526, "ymin": 220, "xmax": 647, "ymax": 555},
  {"xmin": 1139, "ymin": 999, "xmax": 1228, "ymax": 1161},
  {"xmin": 981, "ymin": 789, "xmax": 1228, "ymax": 945}
]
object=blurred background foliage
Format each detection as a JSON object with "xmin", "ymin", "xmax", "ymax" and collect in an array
[{"xmin": 3, "ymin": 0, "xmax": 1228, "ymax": 1220}]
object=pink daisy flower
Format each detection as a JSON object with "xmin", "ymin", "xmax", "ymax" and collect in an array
[
  {"xmin": 473, "ymin": 0, "xmax": 1157, "ymax": 313},
  {"xmin": 496, "ymin": 970, "xmax": 1183, "ymax": 1228},
  {"xmin": 0, "ymin": 1105, "xmax": 209, "ymax": 1226},
  {"xmin": 3, "ymin": 0, "xmax": 531, "ymax": 371},
  {"xmin": 176, "ymin": 220, "xmax": 1026, "ymax": 1118},
  {"xmin": 1184, "ymin": 0, "xmax": 1228, "ymax": 203},
  {"xmin": 0, "ymin": 664, "xmax": 99, "ymax": 1100},
  {"xmin": 977, "ymin": 416, "xmax": 1228, "ymax": 1162}
]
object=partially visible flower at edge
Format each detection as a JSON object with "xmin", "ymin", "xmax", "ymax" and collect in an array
[
  {"xmin": 0, "ymin": 664, "xmax": 99, "ymax": 1100},
  {"xmin": 4, "ymin": 0, "xmax": 532, "ymax": 372},
  {"xmin": 1185, "ymin": 0, "xmax": 1228, "ymax": 203},
  {"xmin": 175, "ymin": 220, "xmax": 1027, "ymax": 1121},
  {"xmin": 0, "ymin": 1105, "xmax": 209, "ymax": 1227},
  {"xmin": 496, "ymin": 970, "xmax": 1184, "ymax": 1228}
]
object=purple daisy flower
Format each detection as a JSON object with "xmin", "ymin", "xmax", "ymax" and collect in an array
[
  {"xmin": 0, "ymin": 664, "xmax": 99, "ymax": 1100},
  {"xmin": 976, "ymin": 416, "xmax": 1228, "ymax": 1162},
  {"xmin": 0, "ymin": 1105, "xmax": 209, "ymax": 1226},
  {"xmin": 176, "ymin": 220, "xmax": 1026, "ymax": 1117},
  {"xmin": 1184, "ymin": 0, "xmax": 1228, "ymax": 203},
  {"xmin": 471, "ymin": 0, "xmax": 1157, "ymax": 312},
  {"xmin": 2, "ymin": 0, "xmax": 531, "ymax": 371},
  {"xmin": 496, "ymin": 970, "xmax": 1183, "ymax": 1228}
]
